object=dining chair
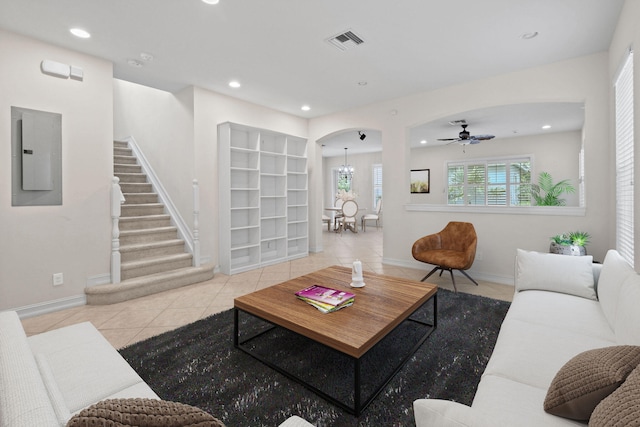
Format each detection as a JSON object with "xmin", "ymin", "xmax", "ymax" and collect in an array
[
  {"xmin": 322, "ymin": 214, "xmax": 331, "ymax": 231},
  {"xmin": 361, "ymin": 197, "xmax": 382, "ymax": 231},
  {"xmin": 338, "ymin": 200, "xmax": 358, "ymax": 234},
  {"xmin": 333, "ymin": 198, "xmax": 345, "ymax": 230}
]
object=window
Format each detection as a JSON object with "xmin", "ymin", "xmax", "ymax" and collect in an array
[
  {"xmin": 333, "ymin": 169, "xmax": 351, "ymax": 193},
  {"xmin": 615, "ymin": 49, "xmax": 634, "ymax": 266},
  {"xmin": 372, "ymin": 164, "xmax": 382, "ymax": 209},
  {"xmin": 447, "ymin": 158, "xmax": 531, "ymax": 206}
]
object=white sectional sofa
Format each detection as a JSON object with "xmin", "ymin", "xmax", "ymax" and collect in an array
[
  {"xmin": 0, "ymin": 310, "xmax": 313, "ymax": 427},
  {"xmin": 0, "ymin": 311, "xmax": 160, "ymax": 426},
  {"xmin": 413, "ymin": 249, "xmax": 640, "ymax": 427}
]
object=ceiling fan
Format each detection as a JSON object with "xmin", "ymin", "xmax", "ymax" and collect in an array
[{"xmin": 438, "ymin": 124, "xmax": 495, "ymax": 144}]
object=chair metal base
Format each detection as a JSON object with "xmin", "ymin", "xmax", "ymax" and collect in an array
[{"xmin": 420, "ymin": 266, "xmax": 479, "ymax": 293}]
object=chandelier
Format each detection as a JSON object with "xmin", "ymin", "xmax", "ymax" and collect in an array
[{"xmin": 338, "ymin": 147, "xmax": 354, "ymax": 180}]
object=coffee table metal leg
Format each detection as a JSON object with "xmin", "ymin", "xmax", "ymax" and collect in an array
[{"xmin": 354, "ymin": 357, "xmax": 362, "ymax": 416}]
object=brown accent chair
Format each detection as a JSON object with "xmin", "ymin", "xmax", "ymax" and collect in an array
[{"xmin": 411, "ymin": 221, "xmax": 479, "ymax": 292}]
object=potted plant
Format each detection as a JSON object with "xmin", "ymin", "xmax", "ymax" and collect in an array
[
  {"xmin": 549, "ymin": 231, "xmax": 591, "ymax": 256},
  {"xmin": 531, "ymin": 172, "xmax": 576, "ymax": 206}
]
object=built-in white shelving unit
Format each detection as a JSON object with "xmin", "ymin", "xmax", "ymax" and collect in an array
[{"xmin": 218, "ymin": 122, "xmax": 308, "ymax": 275}]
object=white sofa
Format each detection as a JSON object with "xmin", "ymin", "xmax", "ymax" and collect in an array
[
  {"xmin": 414, "ymin": 249, "xmax": 640, "ymax": 427},
  {"xmin": 0, "ymin": 310, "xmax": 313, "ymax": 427}
]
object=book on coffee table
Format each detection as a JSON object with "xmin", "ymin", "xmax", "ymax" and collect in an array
[
  {"xmin": 295, "ymin": 285, "xmax": 355, "ymax": 313},
  {"xmin": 297, "ymin": 296, "xmax": 354, "ymax": 313}
]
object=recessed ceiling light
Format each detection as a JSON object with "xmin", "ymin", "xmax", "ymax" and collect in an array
[
  {"xmin": 520, "ymin": 31, "xmax": 539, "ymax": 40},
  {"xmin": 202, "ymin": 0, "xmax": 219, "ymax": 4},
  {"xmin": 420, "ymin": 140, "xmax": 427, "ymax": 144},
  {"xmin": 301, "ymin": 105, "xmax": 311, "ymax": 111},
  {"xmin": 127, "ymin": 59, "xmax": 144, "ymax": 68},
  {"xmin": 228, "ymin": 80, "xmax": 241, "ymax": 88},
  {"xmin": 140, "ymin": 52, "xmax": 154, "ymax": 62},
  {"xmin": 542, "ymin": 124, "xmax": 551, "ymax": 129},
  {"xmin": 70, "ymin": 28, "xmax": 91, "ymax": 39}
]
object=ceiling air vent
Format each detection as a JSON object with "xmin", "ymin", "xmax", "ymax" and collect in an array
[{"xmin": 326, "ymin": 30, "xmax": 364, "ymax": 51}]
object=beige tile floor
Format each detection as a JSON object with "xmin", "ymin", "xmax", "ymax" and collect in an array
[{"xmin": 21, "ymin": 227, "xmax": 514, "ymax": 349}]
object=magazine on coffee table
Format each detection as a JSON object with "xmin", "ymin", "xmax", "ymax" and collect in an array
[
  {"xmin": 295, "ymin": 285, "xmax": 355, "ymax": 313},
  {"xmin": 295, "ymin": 285, "xmax": 355, "ymax": 305}
]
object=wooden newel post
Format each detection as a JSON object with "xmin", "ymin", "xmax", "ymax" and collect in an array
[
  {"xmin": 111, "ymin": 177, "xmax": 123, "ymax": 284},
  {"xmin": 193, "ymin": 179, "xmax": 201, "ymax": 267}
]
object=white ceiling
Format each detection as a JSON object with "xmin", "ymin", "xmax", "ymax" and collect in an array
[{"xmin": 0, "ymin": 0, "xmax": 623, "ymax": 123}]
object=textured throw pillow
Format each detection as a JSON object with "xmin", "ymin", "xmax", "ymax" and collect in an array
[
  {"xmin": 589, "ymin": 364, "xmax": 640, "ymax": 426},
  {"xmin": 515, "ymin": 249, "xmax": 596, "ymax": 300},
  {"xmin": 543, "ymin": 346, "xmax": 640, "ymax": 421},
  {"xmin": 66, "ymin": 398, "xmax": 225, "ymax": 427}
]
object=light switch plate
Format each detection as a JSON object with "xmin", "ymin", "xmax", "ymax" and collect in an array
[{"xmin": 52, "ymin": 273, "xmax": 63, "ymax": 286}]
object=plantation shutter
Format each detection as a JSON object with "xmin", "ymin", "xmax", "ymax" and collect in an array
[{"xmin": 615, "ymin": 49, "xmax": 634, "ymax": 267}]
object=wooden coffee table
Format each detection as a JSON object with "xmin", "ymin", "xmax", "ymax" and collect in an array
[{"xmin": 233, "ymin": 265, "xmax": 437, "ymax": 415}]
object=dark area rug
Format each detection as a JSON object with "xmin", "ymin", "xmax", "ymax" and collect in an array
[{"xmin": 119, "ymin": 288, "xmax": 510, "ymax": 427}]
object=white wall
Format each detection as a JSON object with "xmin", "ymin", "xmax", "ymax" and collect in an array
[
  {"xmin": 309, "ymin": 52, "xmax": 612, "ymax": 284},
  {"xmin": 0, "ymin": 30, "xmax": 114, "ymax": 312}
]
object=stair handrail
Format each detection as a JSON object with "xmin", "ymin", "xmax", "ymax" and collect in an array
[
  {"xmin": 118, "ymin": 136, "xmax": 197, "ymax": 262},
  {"xmin": 111, "ymin": 176, "xmax": 124, "ymax": 284}
]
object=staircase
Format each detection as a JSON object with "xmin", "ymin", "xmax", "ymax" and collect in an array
[{"xmin": 85, "ymin": 140, "xmax": 214, "ymax": 305}]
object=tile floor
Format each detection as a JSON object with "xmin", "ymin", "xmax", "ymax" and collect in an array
[{"xmin": 21, "ymin": 227, "xmax": 514, "ymax": 349}]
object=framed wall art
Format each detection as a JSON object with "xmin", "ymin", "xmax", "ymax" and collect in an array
[{"xmin": 410, "ymin": 169, "xmax": 430, "ymax": 193}]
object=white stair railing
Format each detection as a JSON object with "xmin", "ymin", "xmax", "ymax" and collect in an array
[
  {"xmin": 111, "ymin": 176, "xmax": 124, "ymax": 284},
  {"xmin": 192, "ymin": 179, "xmax": 200, "ymax": 267}
]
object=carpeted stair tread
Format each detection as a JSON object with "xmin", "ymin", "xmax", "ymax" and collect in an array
[
  {"xmin": 120, "ymin": 239, "xmax": 185, "ymax": 252},
  {"xmin": 120, "ymin": 183, "xmax": 153, "ymax": 193},
  {"xmin": 119, "ymin": 215, "xmax": 172, "ymax": 231},
  {"xmin": 113, "ymin": 155, "xmax": 137, "ymax": 164},
  {"xmin": 120, "ymin": 226, "xmax": 177, "ymax": 237},
  {"xmin": 120, "ymin": 203, "xmax": 165, "ymax": 216},
  {"xmin": 115, "ymin": 172, "xmax": 147, "ymax": 183},
  {"xmin": 122, "ymin": 193, "xmax": 159, "ymax": 205},
  {"xmin": 119, "ymin": 214, "xmax": 171, "ymax": 223},
  {"xmin": 85, "ymin": 265, "xmax": 215, "ymax": 305},
  {"xmin": 121, "ymin": 252, "xmax": 192, "ymax": 270}
]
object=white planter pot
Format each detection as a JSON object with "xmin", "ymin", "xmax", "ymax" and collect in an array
[{"xmin": 549, "ymin": 242, "xmax": 587, "ymax": 256}]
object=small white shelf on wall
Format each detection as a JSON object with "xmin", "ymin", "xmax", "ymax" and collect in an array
[{"xmin": 218, "ymin": 122, "xmax": 308, "ymax": 275}]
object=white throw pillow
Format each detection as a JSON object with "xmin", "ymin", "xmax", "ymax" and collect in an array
[
  {"xmin": 614, "ymin": 273, "xmax": 640, "ymax": 345},
  {"xmin": 598, "ymin": 249, "xmax": 636, "ymax": 329},
  {"xmin": 515, "ymin": 249, "xmax": 596, "ymax": 300}
]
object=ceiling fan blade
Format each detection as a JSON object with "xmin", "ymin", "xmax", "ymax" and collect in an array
[
  {"xmin": 438, "ymin": 138, "xmax": 459, "ymax": 141},
  {"xmin": 470, "ymin": 134, "xmax": 495, "ymax": 140}
]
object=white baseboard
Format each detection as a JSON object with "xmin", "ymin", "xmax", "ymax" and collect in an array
[
  {"xmin": 86, "ymin": 273, "xmax": 111, "ymax": 288},
  {"xmin": 382, "ymin": 257, "xmax": 514, "ymax": 286},
  {"xmin": 14, "ymin": 295, "xmax": 87, "ymax": 319}
]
